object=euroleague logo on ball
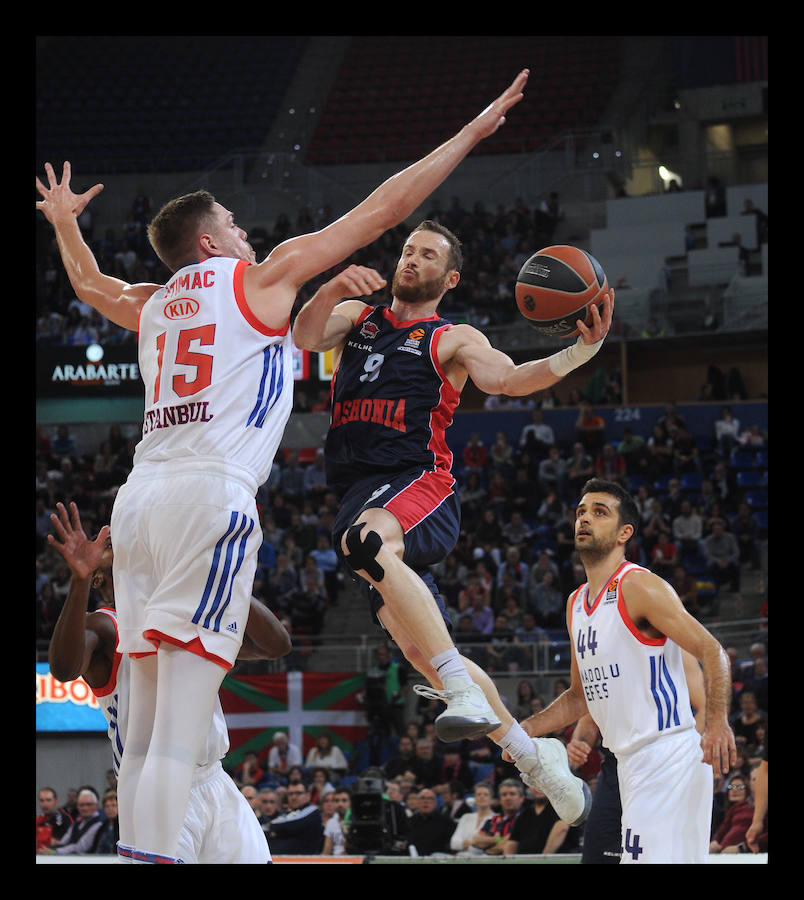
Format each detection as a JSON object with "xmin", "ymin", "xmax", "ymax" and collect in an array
[{"xmin": 523, "ymin": 262, "xmax": 552, "ymax": 279}]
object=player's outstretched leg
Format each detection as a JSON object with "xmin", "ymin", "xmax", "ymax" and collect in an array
[{"xmin": 344, "ymin": 515, "xmax": 501, "ymax": 741}]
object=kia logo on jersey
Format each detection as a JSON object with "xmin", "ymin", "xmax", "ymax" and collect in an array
[{"xmin": 163, "ymin": 298, "xmax": 200, "ymax": 320}]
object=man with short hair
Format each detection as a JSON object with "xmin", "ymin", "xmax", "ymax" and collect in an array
[
  {"xmin": 471, "ymin": 780, "xmax": 526, "ymax": 855},
  {"xmin": 515, "ymin": 478, "xmax": 736, "ymax": 864},
  {"xmin": 333, "ymin": 787, "xmax": 352, "ymax": 830},
  {"xmin": 36, "ymin": 787, "xmax": 73, "ymax": 851},
  {"xmin": 294, "ymin": 197, "xmax": 614, "ymax": 828},
  {"xmin": 267, "ymin": 782, "xmax": 324, "ymax": 855},
  {"xmin": 38, "ymin": 788, "xmax": 104, "ymax": 856},
  {"xmin": 403, "ymin": 788, "xmax": 456, "ymax": 856}
]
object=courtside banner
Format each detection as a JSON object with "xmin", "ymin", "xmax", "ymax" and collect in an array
[
  {"xmin": 220, "ymin": 671, "xmax": 368, "ymax": 769},
  {"xmin": 36, "ymin": 663, "xmax": 107, "ymax": 732},
  {"xmin": 37, "ymin": 344, "xmax": 142, "ymax": 397}
]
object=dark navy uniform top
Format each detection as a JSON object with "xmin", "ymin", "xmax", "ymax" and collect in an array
[{"xmin": 325, "ymin": 305, "xmax": 460, "ymax": 494}]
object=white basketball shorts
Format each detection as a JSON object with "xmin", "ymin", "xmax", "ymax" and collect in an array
[
  {"xmin": 111, "ymin": 462, "xmax": 261, "ymax": 670},
  {"xmin": 178, "ymin": 762, "xmax": 271, "ymax": 864},
  {"xmin": 617, "ymin": 727, "xmax": 713, "ymax": 864}
]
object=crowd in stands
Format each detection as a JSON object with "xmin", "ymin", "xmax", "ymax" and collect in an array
[
  {"xmin": 35, "ymin": 384, "xmax": 767, "ymax": 652},
  {"xmin": 35, "ymin": 186, "xmax": 571, "ymax": 351},
  {"xmin": 37, "ymin": 631, "xmax": 768, "ymax": 857},
  {"xmin": 35, "ymin": 384, "xmax": 769, "ymax": 857}
]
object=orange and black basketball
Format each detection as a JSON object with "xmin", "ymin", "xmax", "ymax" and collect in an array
[{"xmin": 515, "ymin": 245, "xmax": 608, "ymax": 338}]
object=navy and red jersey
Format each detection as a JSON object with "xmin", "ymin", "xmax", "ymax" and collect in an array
[{"xmin": 324, "ymin": 305, "xmax": 460, "ymax": 494}]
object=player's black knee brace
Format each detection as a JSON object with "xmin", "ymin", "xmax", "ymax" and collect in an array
[{"xmin": 344, "ymin": 522, "xmax": 385, "ymax": 582}]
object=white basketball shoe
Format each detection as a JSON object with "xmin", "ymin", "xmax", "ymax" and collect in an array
[
  {"xmin": 412, "ymin": 678, "xmax": 502, "ymax": 742},
  {"xmin": 516, "ymin": 737, "xmax": 593, "ymax": 826}
]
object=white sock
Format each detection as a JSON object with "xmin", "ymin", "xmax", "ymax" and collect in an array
[
  {"xmin": 497, "ymin": 722, "xmax": 535, "ymax": 762},
  {"xmin": 430, "ymin": 649, "xmax": 472, "ymax": 687}
]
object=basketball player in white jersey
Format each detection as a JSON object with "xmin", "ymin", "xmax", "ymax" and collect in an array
[
  {"xmin": 35, "ymin": 68, "xmax": 530, "ymax": 863},
  {"xmin": 47, "ymin": 501, "xmax": 291, "ymax": 863},
  {"xmin": 515, "ymin": 478, "xmax": 736, "ymax": 863}
]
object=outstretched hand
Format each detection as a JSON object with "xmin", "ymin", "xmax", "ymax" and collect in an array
[
  {"xmin": 326, "ymin": 264, "xmax": 387, "ymax": 299},
  {"xmin": 47, "ymin": 501, "xmax": 111, "ymax": 582},
  {"xmin": 35, "ymin": 161, "xmax": 104, "ymax": 226},
  {"xmin": 577, "ymin": 288, "xmax": 615, "ymax": 345},
  {"xmin": 471, "ymin": 69, "xmax": 529, "ymax": 139}
]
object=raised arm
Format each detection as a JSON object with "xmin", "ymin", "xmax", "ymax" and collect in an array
[
  {"xmin": 249, "ymin": 70, "xmax": 529, "ymax": 302},
  {"xmin": 35, "ymin": 162, "xmax": 160, "ymax": 331},
  {"xmin": 46, "ymin": 502, "xmax": 116, "ymax": 686},
  {"xmin": 293, "ymin": 265, "xmax": 387, "ymax": 353},
  {"xmin": 444, "ymin": 289, "xmax": 613, "ymax": 395}
]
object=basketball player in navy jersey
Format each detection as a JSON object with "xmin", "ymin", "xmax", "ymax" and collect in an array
[
  {"xmin": 293, "ymin": 222, "xmax": 614, "ymax": 826},
  {"xmin": 37, "ymin": 69, "xmax": 529, "ymax": 862},
  {"xmin": 515, "ymin": 478, "xmax": 736, "ymax": 862}
]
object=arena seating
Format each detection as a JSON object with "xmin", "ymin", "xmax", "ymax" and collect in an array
[
  {"xmin": 36, "ymin": 36, "xmax": 309, "ymax": 174},
  {"xmin": 305, "ymin": 35, "xmax": 621, "ymax": 165}
]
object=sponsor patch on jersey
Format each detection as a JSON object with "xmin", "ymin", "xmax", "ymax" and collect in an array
[
  {"xmin": 397, "ymin": 328, "xmax": 425, "ymax": 355},
  {"xmin": 604, "ymin": 577, "xmax": 619, "ymax": 603},
  {"xmin": 360, "ymin": 321, "xmax": 379, "ymax": 340},
  {"xmin": 163, "ymin": 297, "xmax": 200, "ymax": 320}
]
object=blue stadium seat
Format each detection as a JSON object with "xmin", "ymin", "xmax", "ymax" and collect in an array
[
  {"xmin": 680, "ymin": 472, "xmax": 703, "ymax": 493},
  {"xmin": 736, "ymin": 470, "xmax": 762, "ymax": 489},
  {"xmin": 730, "ymin": 450, "xmax": 756, "ymax": 470},
  {"xmin": 627, "ymin": 474, "xmax": 649, "ymax": 492},
  {"xmin": 653, "ymin": 475, "xmax": 672, "ymax": 495},
  {"xmin": 745, "ymin": 491, "xmax": 768, "ymax": 510},
  {"xmin": 754, "ymin": 509, "xmax": 768, "ymax": 537},
  {"xmin": 695, "ymin": 576, "xmax": 719, "ymax": 603},
  {"xmin": 684, "ymin": 554, "xmax": 709, "ymax": 576}
]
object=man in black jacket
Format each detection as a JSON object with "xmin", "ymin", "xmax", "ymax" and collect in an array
[
  {"xmin": 267, "ymin": 782, "xmax": 324, "ymax": 855},
  {"xmin": 403, "ymin": 789, "xmax": 455, "ymax": 856}
]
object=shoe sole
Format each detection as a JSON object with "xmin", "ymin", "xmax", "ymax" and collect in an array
[
  {"xmin": 568, "ymin": 779, "xmax": 593, "ymax": 827},
  {"xmin": 434, "ymin": 716, "xmax": 502, "ymax": 743}
]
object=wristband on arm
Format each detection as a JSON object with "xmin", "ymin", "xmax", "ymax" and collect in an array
[{"xmin": 547, "ymin": 336, "xmax": 604, "ymax": 378}]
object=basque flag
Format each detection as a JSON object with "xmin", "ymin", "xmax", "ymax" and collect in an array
[{"xmin": 219, "ymin": 671, "xmax": 368, "ymax": 769}]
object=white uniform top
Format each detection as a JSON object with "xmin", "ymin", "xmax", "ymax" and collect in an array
[
  {"xmin": 134, "ymin": 257, "xmax": 294, "ymax": 492},
  {"xmin": 91, "ymin": 608, "xmax": 229, "ymax": 778},
  {"xmin": 569, "ymin": 561, "xmax": 696, "ymax": 757}
]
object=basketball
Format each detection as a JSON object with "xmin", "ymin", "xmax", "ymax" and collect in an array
[{"xmin": 515, "ymin": 245, "xmax": 608, "ymax": 338}]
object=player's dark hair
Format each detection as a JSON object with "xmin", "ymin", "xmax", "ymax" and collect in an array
[
  {"xmin": 147, "ymin": 190, "xmax": 217, "ymax": 272},
  {"xmin": 580, "ymin": 478, "xmax": 639, "ymax": 539},
  {"xmin": 412, "ymin": 220, "xmax": 463, "ymax": 272}
]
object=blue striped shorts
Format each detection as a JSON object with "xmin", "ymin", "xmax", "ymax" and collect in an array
[{"xmin": 110, "ymin": 464, "xmax": 261, "ymax": 670}]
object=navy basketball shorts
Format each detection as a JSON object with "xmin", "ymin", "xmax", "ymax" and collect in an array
[
  {"xmin": 581, "ymin": 751, "xmax": 622, "ymax": 865},
  {"xmin": 332, "ymin": 467, "xmax": 460, "ymax": 632}
]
